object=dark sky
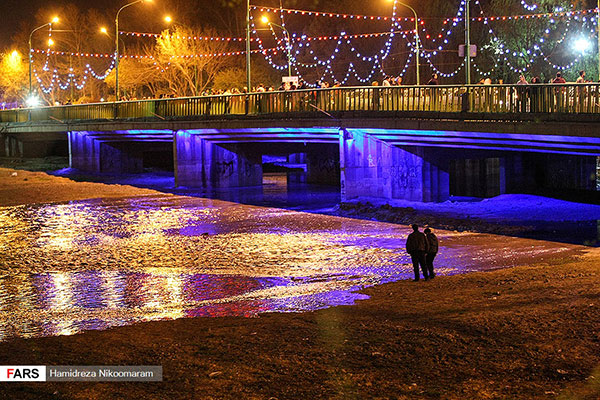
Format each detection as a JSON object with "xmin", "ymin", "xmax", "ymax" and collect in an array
[
  {"xmin": 0, "ymin": 0, "xmax": 117, "ymax": 49},
  {"xmin": 0, "ymin": 0, "xmax": 390, "ymax": 50}
]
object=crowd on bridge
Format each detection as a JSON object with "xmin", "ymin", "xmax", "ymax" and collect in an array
[{"xmin": 1, "ymin": 69, "xmax": 598, "ymax": 114}]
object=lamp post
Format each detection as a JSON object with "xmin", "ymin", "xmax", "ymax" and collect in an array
[
  {"xmin": 388, "ymin": 0, "xmax": 419, "ymax": 85},
  {"xmin": 246, "ymin": 0, "xmax": 252, "ymax": 91},
  {"xmin": 28, "ymin": 17, "xmax": 59, "ymax": 98},
  {"xmin": 115, "ymin": 0, "xmax": 152, "ymax": 101},
  {"xmin": 261, "ymin": 16, "xmax": 293, "ymax": 77},
  {"xmin": 465, "ymin": 0, "xmax": 471, "ymax": 84}
]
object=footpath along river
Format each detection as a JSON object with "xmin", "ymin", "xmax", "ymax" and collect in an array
[{"xmin": 0, "ymin": 193, "xmax": 582, "ymax": 341}]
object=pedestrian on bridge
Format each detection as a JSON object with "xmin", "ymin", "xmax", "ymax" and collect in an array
[
  {"xmin": 552, "ymin": 72, "xmax": 567, "ymax": 112},
  {"xmin": 406, "ymin": 224, "xmax": 430, "ymax": 281},
  {"xmin": 516, "ymin": 75, "xmax": 529, "ymax": 113}
]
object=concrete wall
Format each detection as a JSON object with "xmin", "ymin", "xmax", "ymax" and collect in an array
[
  {"xmin": 306, "ymin": 144, "xmax": 340, "ymax": 185},
  {"xmin": 1, "ymin": 135, "xmax": 67, "ymax": 158},
  {"xmin": 99, "ymin": 143, "xmax": 144, "ymax": 173},
  {"xmin": 504, "ymin": 153, "xmax": 597, "ymax": 193},
  {"xmin": 340, "ymin": 129, "xmax": 449, "ymax": 202},
  {"xmin": 175, "ymin": 130, "xmax": 262, "ymax": 188},
  {"xmin": 450, "ymin": 158, "xmax": 505, "ymax": 198}
]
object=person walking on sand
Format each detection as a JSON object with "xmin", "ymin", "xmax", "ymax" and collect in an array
[
  {"xmin": 406, "ymin": 224, "xmax": 429, "ymax": 281},
  {"xmin": 424, "ymin": 228, "xmax": 438, "ymax": 279}
]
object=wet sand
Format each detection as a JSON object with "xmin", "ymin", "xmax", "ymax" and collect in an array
[
  {"xmin": 0, "ymin": 168, "xmax": 160, "ymax": 207},
  {"xmin": 0, "ymin": 168, "xmax": 599, "ymax": 399}
]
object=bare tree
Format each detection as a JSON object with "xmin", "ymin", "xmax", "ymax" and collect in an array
[{"xmin": 153, "ymin": 26, "xmax": 234, "ymax": 96}]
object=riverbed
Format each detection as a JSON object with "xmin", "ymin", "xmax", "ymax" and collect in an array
[{"xmin": 0, "ymin": 193, "xmax": 581, "ymax": 341}]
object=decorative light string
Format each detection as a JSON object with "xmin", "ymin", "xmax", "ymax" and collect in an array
[
  {"xmin": 520, "ymin": 1, "xmax": 538, "ymax": 12},
  {"xmin": 33, "ymin": 47, "xmax": 281, "ymax": 60},
  {"xmin": 475, "ymin": 0, "xmax": 597, "ymax": 75},
  {"xmin": 29, "ymin": 1, "xmax": 600, "ymax": 94}
]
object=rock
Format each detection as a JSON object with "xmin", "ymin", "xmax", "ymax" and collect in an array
[{"xmin": 208, "ymin": 371, "xmax": 222, "ymax": 378}]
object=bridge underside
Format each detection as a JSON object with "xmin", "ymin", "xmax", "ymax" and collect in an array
[{"xmin": 65, "ymin": 125, "xmax": 600, "ymax": 203}]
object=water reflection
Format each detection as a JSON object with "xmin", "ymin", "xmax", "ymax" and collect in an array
[{"xmin": 0, "ymin": 195, "xmax": 578, "ymax": 341}]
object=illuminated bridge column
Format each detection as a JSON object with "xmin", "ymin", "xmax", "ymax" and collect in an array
[
  {"xmin": 174, "ymin": 130, "xmax": 262, "ymax": 188},
  {"xmin": 69, "ymin": 131, "xmax": 101, "ymax": 172},
  {"xmin": 340, "ymin": 129, "xmax": 449, "ymax": 203}
]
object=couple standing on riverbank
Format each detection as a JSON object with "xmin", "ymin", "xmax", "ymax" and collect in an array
[{"xmin": 406, "ymin": 224, "xmax": 439, "ymax": 281}]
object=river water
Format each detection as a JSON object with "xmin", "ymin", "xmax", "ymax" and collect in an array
[{"xmin": 0, "ymin": 189, "xmax": 581, "ymax": 342}]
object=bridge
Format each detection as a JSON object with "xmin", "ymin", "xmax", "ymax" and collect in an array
[{"xmin": 2, "ymin": 84, "xmax": 600, "ymax": 202}]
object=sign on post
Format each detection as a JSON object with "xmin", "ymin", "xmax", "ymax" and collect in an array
[{"xmin": 458, "ymin": 44, "xmax": 477, "ymax": 57}]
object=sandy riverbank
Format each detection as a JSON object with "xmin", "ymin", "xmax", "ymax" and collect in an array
[
  {"xmin": 0, "ymin": 168, "xmax": 599, "ymax": 399},
  {"xmin": 0, "ymin": 167, "xmax": 163, "ymax": 207}
]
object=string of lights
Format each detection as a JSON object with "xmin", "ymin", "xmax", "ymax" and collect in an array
[
  {"xmin": 28, "ymin": 0, "xmax": 600, "ymax": 94},
  {"xmin": 259, "ymin": 0, "xmax": 404, "ymax": 80},
  {"xmin": 32, "ymin": 47, "xmax": 281, "ymax": 60},
  {"xmin": 120, "ymin": 30, "xmax": 408, "ymax": 43},
  {"xmin": 475, "ymin": 0, "xmax": 597, "ymax": 75},
  {"xmin": 520, "ymin": 1, "xmax": 538, "ymax": 12},
  {"xmin": 252, "ymin": 4, "xmax": 599, "ymax": 25}
]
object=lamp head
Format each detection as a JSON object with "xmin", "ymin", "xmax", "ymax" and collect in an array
[
  {"xmin": 51, "ymin": 16, "xmax": 59, "ymax": 24},
  {"xmin": 100, "ymin": 27, "xmax": 108, "ymax": 34},
  {"xmin": 261, "ymin": 16, "xmax": 269, "ymax": 24},
  {"xmin": 164, "ymin": 15, "xmax": 172, "ymax": 23},
  {"xmin": 574, "ymin": 37, "xmax": 590, "ymax": 54}
]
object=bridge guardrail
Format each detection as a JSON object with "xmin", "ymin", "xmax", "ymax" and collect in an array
[{"xmin": 2, "ymin": 84, "xmax": 600, "ymax": 124}]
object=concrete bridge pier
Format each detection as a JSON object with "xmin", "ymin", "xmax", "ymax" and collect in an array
[
  {"xmin": 174, "ymin": 130, "xmax": 262, "ymax": 189},
  {"xmin": 340, "ymin": 129, "xmax": 450, "ymax": 203},
  {"xmin": 69, "ymin": 131, "xmax": 101, "ymax": 172}
]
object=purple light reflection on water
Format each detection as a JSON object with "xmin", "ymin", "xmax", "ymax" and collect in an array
[{"xmin": 0, "ymin": 270, "xmax": 375, "ymax": 341}]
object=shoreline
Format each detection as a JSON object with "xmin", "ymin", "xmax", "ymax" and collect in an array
[{"xmin": 0, "ymin": 167, "xmax": 599, "ymax": 398}]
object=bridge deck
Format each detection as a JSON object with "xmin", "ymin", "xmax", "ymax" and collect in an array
[{"xmin": 2, "ymin": 84, "xmax": 600, "ymax": 125}]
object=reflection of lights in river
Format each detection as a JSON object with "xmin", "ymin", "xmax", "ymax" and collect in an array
[{"xmin": 0, "ymin": 195, "xmax": 575, "ymax": 341}]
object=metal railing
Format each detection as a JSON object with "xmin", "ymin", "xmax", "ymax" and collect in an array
[{"xmin": 2, "ymin": 84, "xmax": 600, "ymax": 124}]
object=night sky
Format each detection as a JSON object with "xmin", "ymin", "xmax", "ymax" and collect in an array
[
  {"xmin": 0, "ymin": 0, "xmax": 393, "ymax": 51},
  {"xmin": 0, "ymin": 0, "xmax": 116, "ymax": 49}
]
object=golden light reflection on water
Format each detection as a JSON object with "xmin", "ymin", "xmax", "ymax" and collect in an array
[{"xmin": 0, "ymin": 195, "xmax": 577, "ymax": 341}]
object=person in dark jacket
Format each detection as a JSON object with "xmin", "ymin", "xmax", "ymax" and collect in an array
[
  {"xmin": 427, "ymin": 73, "xmax": 439, "ymax": 85},
  {"xmin": 424, "ymin": 228, "xmax": 438, "ymax": 279},
  {"xmin": 406, "ymin": 224, "xmax": 429, "ymax": 281}
]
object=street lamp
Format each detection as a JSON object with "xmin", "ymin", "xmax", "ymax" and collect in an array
[
  {"xmin": 28, "ymin": 16, "xmax": 59, "ymax": 98},
  {"xmin": 115, "ymin": 0, "xmax": 153, "ymax": 100},
  {"xmin": 261, "ymin": 16, "xmax": 293, "ymax": 77},
  {"xmin": 246, "ymin": 0, "xmax": 251, "ymax": 91},
  {"xmin": 387, "ymin": 0, "xmax": 420, "ymax": 85},
  {"xmin": 465, "ymin": 0, "xmax": 471, "ymax": 84},
  {"xmin": 575, "ymin": 37, "xmax": 591, "ymax": 54}
]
